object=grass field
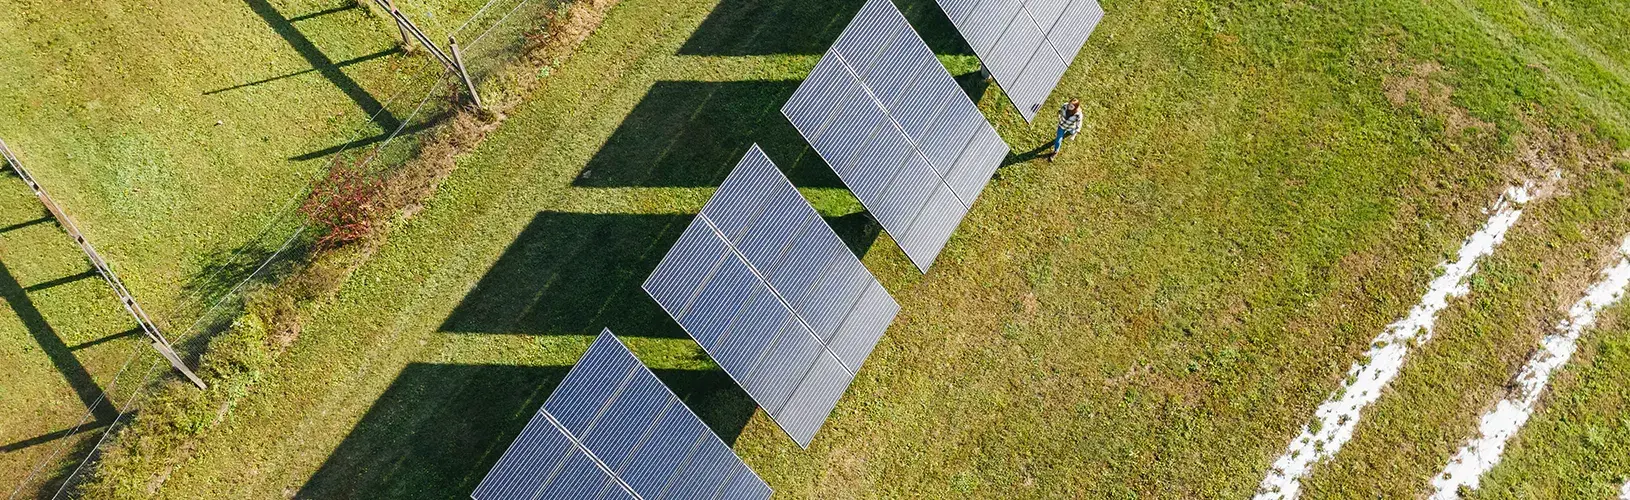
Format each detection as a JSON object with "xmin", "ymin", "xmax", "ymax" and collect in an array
[
  {"xmin": 0, "ymin": 0, "xmax": 489, "ymax": 493},
  {"xmin": 12, "ymin": 0, "xmax": 1630, "ymax": 497}
]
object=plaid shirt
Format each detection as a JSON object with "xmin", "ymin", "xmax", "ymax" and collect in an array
[{"xmin": 1058, "ymin": 104, "xmax": 1083, "ymax": 134}]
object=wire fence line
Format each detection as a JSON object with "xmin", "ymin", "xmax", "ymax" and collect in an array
[
  {"xmin": 12, "ymin": 0, "xmax": 572, "ymax": 496},
  {"xmin": 0, "ymin": 139, "xmax": 205, "ymax": 388},
  {"xmin": 7, "ymin": 341, "xmax": 146, "ymax": 500},
  {"xmin": 453, "ymin": 0, "xmax": 565, "ymax": 85},
  {"xmin": 52, "ymin": 358, "xmax": 164, "ymax": 500},
  {"xmin": 6, "ymin": 225, "xmax": 310, "ymax": 500}
]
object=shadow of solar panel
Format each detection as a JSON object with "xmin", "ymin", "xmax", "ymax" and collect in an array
[
  {"xmin": 781, "ymin": 0, "xmax": 1008, "ymax": 271},
  {"xmin": 935, "ymin": 0, "xmax": 1104, "ymax": 121},
  {"xmin": 472, "ymin": 330, "xmax": 770, "ymax": 500},
  {"xmin": 642, "ymin": 145, "xmax": 900, "ymax": 447}
]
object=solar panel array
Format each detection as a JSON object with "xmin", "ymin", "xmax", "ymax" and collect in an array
[
  {"xmin": 474, "ymin": 330, "xmax": 771, "ymax": 500},
  {"xmin": 782, "ymin": 0, "xmax": 1010, "ymax": 271},
  {"xmin": 935, "ymin": 0, "xmax": 1105, "ymax": 121},
  {"xmin": 643, "ymin": 145, "xmax": 901, "ymax": 447}
]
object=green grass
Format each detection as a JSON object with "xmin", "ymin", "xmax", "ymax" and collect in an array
[
  {"xmin": 1471, "ymin": 300, "xmax": 1630, "ymax": 499},
  {"xmin": 0, "ymin": 0, "xmax": 482, "ymax": 493},
  {"xmin": 23, "ymin": 0, "xmax": 1630, "ymax": 497}
]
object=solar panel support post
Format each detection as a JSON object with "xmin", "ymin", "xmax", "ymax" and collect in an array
[{"xmin": 0, "ymin": 138, "xmax": 207, "ymax": 390}]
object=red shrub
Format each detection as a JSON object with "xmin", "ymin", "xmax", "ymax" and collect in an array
[{"xmin": 300, "ymin": 160, "xmax": 388, "ymax": 249}]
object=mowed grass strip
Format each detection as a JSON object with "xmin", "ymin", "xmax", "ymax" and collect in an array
[
  {"xmin": 1301, "ymin": 164, "xmax": 1630, "ymax": 498},
  {"xmin": 0, "ymin": 0, "xmax": 482, "ymax": 492},
  {"xmin": 0, "ymin": 0, "xmax": 423, "ymax": 319},
  {"xmin": 81, "ymin": 0, "xmax": 1630, "ymax": 498},
  {"xmin": 0, "ymin": 175, "xmax": 150, "ymax": 494}
]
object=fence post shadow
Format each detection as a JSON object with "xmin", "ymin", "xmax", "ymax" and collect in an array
[
  {"xmin": 169, "ymin": 231, "xmax": 314, "ymax": 362},
  {"xmin": 240, "ymin": 0, "xmax": 401, "ymax": 131},
  {"xmin": 0, "ymin": 258, "xmax": 126, "ymax": 497},
  {"xmin": 0, "ymin": 260, "xmax": 119, "ymax": 425}
]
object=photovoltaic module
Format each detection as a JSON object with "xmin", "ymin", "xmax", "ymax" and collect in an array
[
  {"xmin": 473, "ymin": 330, "xmax": 771, "ymax": 500},
  {"xmin": 781, "ymin": 0, "xmax": 1009, "ymax": 271},
  {"xmin": 644, "ymin": 145, "xmax": 900, "ymax": 447},
  {"xmin": 935, "ymin": 0, "xmax": 1104, "ymax": 121}
]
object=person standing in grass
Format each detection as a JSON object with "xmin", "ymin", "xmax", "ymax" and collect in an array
[{"xmin": 1050, "ymin": 98, "xmax": 1083, "ymax": 161}]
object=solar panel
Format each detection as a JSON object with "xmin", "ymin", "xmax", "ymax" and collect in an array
[
  {"xmin": 643, "ymin": 145, "xmax": 901, "ymax": 447},
  {"xmin": 782, "ymin": 0, "xmax": 1009, "ymax": 271},
  {"xmin": 473, "ymin": 330, "xmax": 771, "ymax": 500},
  {"xmin": 935, "ymin": 0, "xmax": 1105, "ymax": 121}
]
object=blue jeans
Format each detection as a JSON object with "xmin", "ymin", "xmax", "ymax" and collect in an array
[{"xmin": 1053, "ymin": 127, "xmax": 1072, "ymax": 153}]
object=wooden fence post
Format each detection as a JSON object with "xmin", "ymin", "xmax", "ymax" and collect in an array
[
  {"xmin": 0, "ymin": 138, "xmax": 207, "ymax": 390},
  {"xmin": 383, "ymin": 0, "xmax": 412, "ymax": 49},
  {"xmin": 448, "ymin": 35, "xmax": 483, "ymax": 109}
]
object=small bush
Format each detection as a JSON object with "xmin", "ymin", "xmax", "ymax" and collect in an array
[{"xmin": 300, "ymin": 158, "xmax": 388, "ymax": 250}]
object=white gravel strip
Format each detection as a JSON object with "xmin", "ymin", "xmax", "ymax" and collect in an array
[
  {"xmin": 1429, "ymin": 235, "xmax": 1630, "ymax": 499},
  {"xmin": 1255, "ymin": 185, "xmax": 1533, "ymax": 499}
]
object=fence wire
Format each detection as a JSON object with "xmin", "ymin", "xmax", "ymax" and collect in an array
[
  {"xmin": 22, "ymin": 0, "xmax": 574, "ymax": 496},
  {"xmin": 453, "ymin": 0, "xmax": 565, "ymax": 85}
]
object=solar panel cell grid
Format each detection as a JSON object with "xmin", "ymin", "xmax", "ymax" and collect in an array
[
  {"xmin": 918, "ymin": 106, "xmax": 982, "ymax": 177},
  {"xmin": 717, "ymin": 463, "xmax": 775, "ymax": 500},
  {"xmin": 1054, "ymin": 0, "xmax": 1104, "ymax": 63},
  {"xmin": 814, "ymin": 93, "xmax": 889, "ymax": 177},
  {"xmin": 544, "ymin": 347, "xmax": 636, "ymax": 435},
  {"xmin": 472, "ymin": 412, "xmax": 575, "ymax": 500},
  {"xmin": 963, "ymin": 0, "xmax": 1022, "ymax": 55},
  {"xmin": 600, "ymin": 483, "xmax": 641, "ymax": 500},
  {"xmin": 678, "ymin": 251, "xmax": 759, "ymax": 347},
  {"xmin": 990, "ymin": 11, "xmax": 1045, "ymax": 86},
  {"xmin": 783, "ymin": 0, "xmax": 1008, "ymax": 271},
  {"xmin": 745, "ymin": 325, "xmax": 824, "ymax": 413},
  {"xmin": 934, "ymin": 0, "xmax": 1104, "ymax": 120},
  {"xmin": 848, "ymin": 127, "xmax": 913, "ymax": 201},
  {"xmin": 700, "ymin": 154, "xmax": 776, "ymax": 242},
  {"xmin": 830, "ymin": 282, "xmax": 901, "ymax": 371},
  {"xmin": 833, "ymin": 2, "xmax": 901, "ymax": 74},
  {"xmin": 782, "ymin": 56, "xmax": 853, "ymax": 139},
  {"xmin": 777, "ymin": 353, "xmax": 853, "ymax": 443},
  {"xmin": 619, "ymin": 416, "xmax": 703, "ymax": 498},
  {"xmin": 874, "ymin": 159, "xmax": 939, "ymax": 234},
  {"xmin": 801, "ymin": 254, "xmax": 871, "ymax": 342},
  {"xmin": 940, "ymin": 0, "xmax": 983, "ymax": 23},
  {"xmin": 734, "ymin": 194, "xmax": 812, "ymax": 273},
  {"xmin": 538, "ymin": 448, "xmax": 614, "ymax": 499},
  {"xmin": 662, "ymin": 441, "xmax": 735, "ymax": 500},
  {"xmin": 581, "ymin": 375, "xmax": 671, "ymax": 468},
  {"xmin": 891, "ymin": 81, "xmax": 953, "ymax": 141},
  {"xmin": 946, "ymin": 131, "xmax": 1010, "ymax": 201},
  {"xmin": 643, "ymin": 221, "xmax": 728, "ymax": 322},
  {"xmin": 863, "ymin": 42, "xmax": 931, "ymax": 108},
  {"xmin": 643, "ymin": 146, "xmax": 899, "ymax": 447},
  {"xmin": 1025, "ymin": 0, "xmax": 1072, "ymax": 34},
  {"xmin": 899, "ymin": 185, "xmax": 968, "ymax": 267},
  {"xmin": 472, "ymin": 331, "xmax": 769, "ymax": 500},
  {"xmin": 710, "ymin": 292, "xmax": 789, "ymax": 375}
]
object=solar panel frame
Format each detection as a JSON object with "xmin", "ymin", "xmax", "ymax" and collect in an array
[
  {"xmin": 643, "ymin": 145, "xmax": 900, "ymax": 447},
  {"xmin": 935, "ymin": 0, "xmax": 1105, "ymax": 121},
  {"xmin": 782, "ymin": 0, "xmax": 1009, "ymax": 271},
  {"xmin": 472, "ymin": 330, "xmax": 770, "ymax": 500}
]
